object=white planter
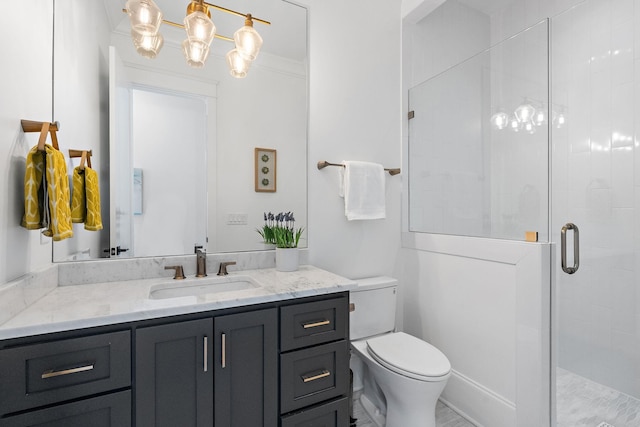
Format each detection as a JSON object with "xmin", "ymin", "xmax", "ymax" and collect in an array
[{"xmin": 275, "ymin": 247, "xmax": 299, "ymax": 272}]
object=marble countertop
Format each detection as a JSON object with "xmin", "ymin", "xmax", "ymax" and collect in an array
[{"xmin": 0, "ymin": 265, "xmax": 356, "ymax": 340}]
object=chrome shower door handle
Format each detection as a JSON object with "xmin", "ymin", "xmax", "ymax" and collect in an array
[{"xmin": 561, "ymin": 223, "xmax": 580, "ymax": 274}]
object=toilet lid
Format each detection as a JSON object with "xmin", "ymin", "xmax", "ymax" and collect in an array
[{"xmin": 366, "ymin": 332, "xmax": 451, "ymax": 381}]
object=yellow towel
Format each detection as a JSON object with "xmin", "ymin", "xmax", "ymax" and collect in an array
[
  {"xmin": 22, "ymin": 144, "xmax": 73, "ymax": 241},
  {"xmin": 71, "ymin": 167, "xmax": 85, "ymax": 223},
  {"xmin": 71, "ymin": 166, "xmax": 103, "ymax": 231},
  {"xmin": 71, "ymin": 166, "xmax": 102, "ymax": 231}
]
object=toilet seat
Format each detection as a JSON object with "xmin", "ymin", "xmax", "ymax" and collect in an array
[{"xmin": 366, "ymin": 332, "xmax": 451, "ymax": 381}]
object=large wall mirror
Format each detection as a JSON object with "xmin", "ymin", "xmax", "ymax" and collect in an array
[{"xmin": 52, "ymin": 0, "xmax": 308, "ymax": 261}]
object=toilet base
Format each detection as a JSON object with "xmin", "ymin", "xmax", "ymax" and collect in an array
[{"xmin": 359, "ymin": 394, "xmax": 386, "ymax": 427}]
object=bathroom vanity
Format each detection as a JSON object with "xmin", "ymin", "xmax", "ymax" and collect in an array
[{"xmin": 0, "ymin": 264, "xmax": 354, "ymax": 427}]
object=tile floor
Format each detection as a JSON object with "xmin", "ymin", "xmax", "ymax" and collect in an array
[
  {"xmin": 352, "ymin": 369, "xmax": 640, "ymax": 427},
  {"xmin": 352, "ymin": 398, "xmax": 476, "ymax": 427},
  {"xmin": 556, "ymin": 368, "xmax": 640, "ymax": 427}
]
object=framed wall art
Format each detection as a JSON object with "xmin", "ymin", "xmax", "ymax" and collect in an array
[{"xmin": 255, "ymin": 147, "xmax": 276, "ymax": 192}]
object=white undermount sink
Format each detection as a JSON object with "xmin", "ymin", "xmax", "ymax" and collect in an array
[{"xmin": 149, "ymin": 275, "xmax": 261, "ymax": 299}]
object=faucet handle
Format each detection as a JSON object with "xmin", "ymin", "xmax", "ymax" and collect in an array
[
  {"xmin": 165, "ymin": 265, "xmax": 186, "ymax": 280},
  {"xmin": 217, "ymin": 261, "xmax": 237, "ymax": 276}
]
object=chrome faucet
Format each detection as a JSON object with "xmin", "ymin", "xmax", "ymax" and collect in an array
[
  {"xmin": 195, "ymin": 246, "xmax": 207, "ymax": 277},
  {"xmin": 217, "ymin": 261, "xmax": 236, "ymax": 276}
]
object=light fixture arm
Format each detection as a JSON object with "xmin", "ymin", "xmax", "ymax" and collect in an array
[
  {"xmin": 203, "ymin": 2, "xmax": 271, "ymax": 26},
  {"xmin": 158, "ymin": 17, "xmax": 234, "ymax": 42}
]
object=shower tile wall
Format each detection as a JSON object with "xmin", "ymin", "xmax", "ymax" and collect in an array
[{"xmin": 549, "ymin": 0, "xmax": 640, "ymax": 399}]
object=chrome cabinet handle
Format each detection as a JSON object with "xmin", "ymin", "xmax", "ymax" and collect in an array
[
  {"xmin": 41, "ymin": 364, "xmax": 94, "ymax": 379},
  {"xmin": 204, "ymin": 336, "xmax": 208, "ymax": 372},
  {"xmin": 303, "ymin": 320, "xmax": 330, "ymax": 329},
  {"xmin": 302, "ymin": 370, "xmax": 331, "ymax": 383},
  {"xmin": 221, "ymin": 333, "xmax": 226, "ymax": 368},
  {"xmin": 561, "ymin": 223, "xmax": 580, "ymax": 274}
]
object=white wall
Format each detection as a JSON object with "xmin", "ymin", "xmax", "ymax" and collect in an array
[
  {"xmin": 0, "ymin": 1, "xmax": 54, "ymax": 284},
  {"xmin": 52, "ymin": 0, "xmax": 111, "ymax": 261},
  {"xmin": 302, "ymin": 0, "xmax": 403, "ymax": 278}
]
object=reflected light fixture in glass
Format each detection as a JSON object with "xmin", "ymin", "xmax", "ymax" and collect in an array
[
  {"xmin": 532, "ymin": 109, "xmax": 546, "ymax": 127},
  {"xmin": 510, "ymin": 115, "xmax": 522, "ymax": 132},
  {"xmin": 523, "ymin": 120, "xmax": 536, "ymax": 134},
  {"xmin": 126, "ymin": 0, "xmax": 163, "ymax": 36},
  {"xmin": 514, "ymin": 103, "xmax": 536, "ymax": 123},
  {"xmin": 490, "ymin": 111, "xmax": 509, "ymax": 130}
]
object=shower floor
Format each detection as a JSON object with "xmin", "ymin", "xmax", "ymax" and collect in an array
[
  {"xmin": 556, "ymin": 368, "xmax": 640, "ymax": 427},
  {"xmin": 353, "ymin": 398, "xmax": 476, "ymax": 427}
]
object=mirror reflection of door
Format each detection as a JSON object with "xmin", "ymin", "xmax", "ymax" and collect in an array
[{"xmin": 128, "ymin": 87, "xmax": 208, "ymax": 257}]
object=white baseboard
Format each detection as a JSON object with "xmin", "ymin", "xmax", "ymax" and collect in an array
[{"xmin": 441, "ymin": 370, "xmax": 516, "ymax": 427}]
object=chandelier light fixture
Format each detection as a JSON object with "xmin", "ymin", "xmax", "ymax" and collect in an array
[
  {"xmin": 124, "ymin": 0, "xmax": 270, "ymax": 77},
  {"xmin": 491, "ymin": 100, "xmax": 566, "ymax": 135}
]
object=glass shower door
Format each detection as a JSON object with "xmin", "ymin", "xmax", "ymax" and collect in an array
[{"xmin": 551, "ymin": 2, "xmax": 640, "ymax": 426}]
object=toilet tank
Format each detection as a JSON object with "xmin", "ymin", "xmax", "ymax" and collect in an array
[{"xmin": 350, "ymin": 276, "xmax": 398, "ymax": 341}]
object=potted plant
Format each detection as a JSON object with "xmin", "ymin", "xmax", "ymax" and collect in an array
[{"xmin": 258, "ymin": 211, "xmax": 304, "ymax": 271}]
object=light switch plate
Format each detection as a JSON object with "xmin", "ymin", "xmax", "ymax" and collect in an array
[{"xmin": 226, "ymin": 213, "xmax": 248, "ymax": 225}]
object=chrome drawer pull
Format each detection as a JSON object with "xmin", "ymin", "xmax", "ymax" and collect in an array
[
  {"xmin": 302, "ymin": 370, "xmax": 331, "ymax": 383},
  {"xmin": 41, "ymin": 364, "xmax": 94, "ymax": 379},
  {"xmin": 204, "ymin": 336, "xmax": 208, "ymax": 372},
  {"xmin": 221, "ymin": 333, "xmax": 226, "ymax": 368},
  {"xmin": 302, "ymin": 320, "xmax": 330, "ymax": 329}
]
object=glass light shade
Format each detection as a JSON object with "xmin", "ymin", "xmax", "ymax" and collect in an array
[
  {"xmin": 184, "ymin": 11, "xmax": 216, "ymax": 46},
  {"xmin": 509, "ymin": 115, "xmax": 522, "ymax": 132},
  {"xmin": 226, "ymin": 49, "xmax": 251, "ymax": 78},
  {"xmin": 234, "ymin": 21, "xmax": 263, "ymax": 61},
  {"xmin": 523, "ymin": 120, "xmax": 536, "ymax": 134},
  {"xmin": 126, "ymin": 0, "xmax": 163, "ymax": 36},
  {"xmin": 132, "ymin": 31, "xmax": 163, "ymax": 59},
  {"xmin": 182, "ymin": 39, "xmax": 210, "ymax": 68},
  {"xmin": 514, "ymin": 103, "xmax": 535, "ymax": 123},
  {"xmin": 490, "ymin": 111, "xmax": 509, "ymax": 130},
  {"xmin": 533, "ymin": 109, "xmax": 546, "ymax": 126}
]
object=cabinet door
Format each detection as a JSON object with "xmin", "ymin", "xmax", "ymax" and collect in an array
[
  {"xmin": 135, "ymin": 318, "xmax": 213, "ymax": 427},
  {"xmin": 214, "ymin": 308, "xmax": 278, "ymax": 427}
]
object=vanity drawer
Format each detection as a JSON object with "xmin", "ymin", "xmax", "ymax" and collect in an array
[
  {"xmin": 280, "ymin": 340, "xmax": 349, "ymax": 413},
  {"xmin": 281, "ymin": 396, "xmax": 349, "ymax": 427},
  {"xmin": 0, "ymin": 390, "xmax": 131, "ymax": 427},
  {"xmin": 0, "ymin": 330, "xmax": 131, "ymax": 415},
  {"xmin": 281, "ymin": 297, "xmax": 348, "ymax": 352}
]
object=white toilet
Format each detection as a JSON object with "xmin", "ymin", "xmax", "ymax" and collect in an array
[{"xmin": 350, "ymin": 277, "xmax": 451, "ymax": 427}]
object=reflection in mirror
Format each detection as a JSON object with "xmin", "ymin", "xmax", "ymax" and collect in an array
[
  {"xmin": 52, "ymin": 0, "xmax": 308, "ymax": 261},
  {"xmin": 408, "ymin": 20, "xmax": 548, "ymax": 241}
]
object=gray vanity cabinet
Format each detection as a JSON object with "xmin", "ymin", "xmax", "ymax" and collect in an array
[
  {"xmin": 135, "ymin": 309, "xmax": 278, "ymax": 427},
  {"xmin": 279, "ymin": 297, "xmax": 350, "ymax": 426},
  {"xmin": 135, "ymin": 318, "xmax": 214, "ymax": 427},
  {"xmin": 0, "ymin": 291, "xmax": 349, "ymax": 427},
  {"xmin": 213, "ymin": 308, "xmax": 278, "ymax": 427},
  {"xmin": 0, "ymin": 330, "xmax": 132, "ymax": 427}
]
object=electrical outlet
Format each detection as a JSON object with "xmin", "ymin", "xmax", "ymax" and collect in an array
[{"xmin": 226, "ymin": 213, "xmax": 248, "ymax": 225}]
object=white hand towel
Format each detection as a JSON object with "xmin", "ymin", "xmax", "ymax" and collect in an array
[{"xmin": 339, "ymin": 161, "xmax": 386, "ymax": 220}]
